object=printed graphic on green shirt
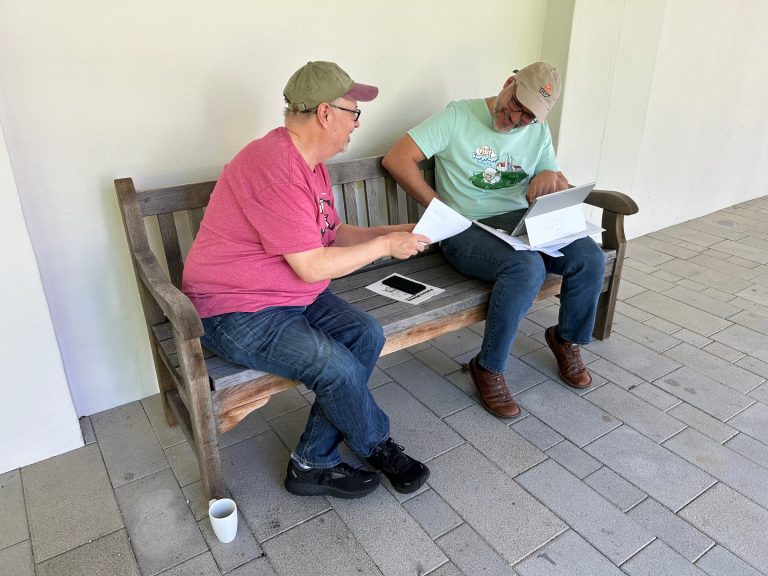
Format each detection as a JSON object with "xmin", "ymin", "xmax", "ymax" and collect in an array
[{"xmin": 469, "ymin": 146, "xmax": 528, "ymax": 190}]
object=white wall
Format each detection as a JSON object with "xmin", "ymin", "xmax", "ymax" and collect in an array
[
  {"xmin": 0, "ymin": 121, "xmax": 82, "ymax": 472},
  {"xmin": 0, "ymin": 0, "xmax": 547, "ymax": 424}
]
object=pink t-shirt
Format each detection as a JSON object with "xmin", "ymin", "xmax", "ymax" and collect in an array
[{"xmin": 182, "ymin": 127, "xmax": 340, "ymax": 318}]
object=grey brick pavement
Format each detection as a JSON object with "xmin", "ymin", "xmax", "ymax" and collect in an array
[{"xmin": 3, "ymin": 198, "xmax": 768, "ymax": 574}]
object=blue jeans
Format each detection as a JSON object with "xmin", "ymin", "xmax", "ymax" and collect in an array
[
  {"xmin": 441, "ymin": 225, "xmax": 605, "ymax": 373},
  {"xmin": 200, "ymin": 289, "xmax": 389, "ymax": 468}
]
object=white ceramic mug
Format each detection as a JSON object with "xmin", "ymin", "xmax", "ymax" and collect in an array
[{"xmin": 208, "ymin": 498, "xmax": 238, "ymax": 543}]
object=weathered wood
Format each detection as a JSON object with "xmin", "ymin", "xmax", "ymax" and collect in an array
[{"xmin": 115, "ymin": 154, "xmax": 635, "ymax": 500}]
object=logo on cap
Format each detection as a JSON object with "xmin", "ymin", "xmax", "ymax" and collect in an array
[{"xmin": 540, "ymin": 83, "xmax": 553, "ymax": 98}]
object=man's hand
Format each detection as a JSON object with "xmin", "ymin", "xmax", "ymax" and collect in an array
[
  {"xmin": 385, "ymin": 232, "xmax": 432, "ymax": 260},
  {"xmin": 526, "ymin": 170, "xmax": 570, "ymax": 204}
]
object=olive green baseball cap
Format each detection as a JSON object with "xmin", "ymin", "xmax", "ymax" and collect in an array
[
  {"xmin": 514, "ymin": 62, "xmax": 561, "ymax": 121},
  {"xmin": 284, "ymin": 61, "xmax": 379, "ymax": 112}
]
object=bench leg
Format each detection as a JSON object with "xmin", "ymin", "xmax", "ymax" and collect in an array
[{"xmin": 152, "ymin": 349, "xmax": 178, "ymax": 427}]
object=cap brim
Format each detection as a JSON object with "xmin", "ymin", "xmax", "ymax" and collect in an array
[
  {"xmin": 344, "ymin": 82, "xmax": 379, "ymax": 102},
  {"xmin": 516, "ymin": 84, "xmax": 549, "ymax": 122}
]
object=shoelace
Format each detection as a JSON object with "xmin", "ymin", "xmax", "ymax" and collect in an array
[
  {"xmin": 562, "ymin": 343, "xmax": 586, "ymax": 376},
  {"xmin": 376, "ymin": 439, "xmax": 410, "ymax": 472}
]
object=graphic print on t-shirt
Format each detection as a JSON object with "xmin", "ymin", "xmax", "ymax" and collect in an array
[
  {"xmin": 469, "ymin": 145, "xmax": 528, "ymax": 190},
  {"xmin": 318, "ymin": 195, "xmax": 336, "ymax": 245}
]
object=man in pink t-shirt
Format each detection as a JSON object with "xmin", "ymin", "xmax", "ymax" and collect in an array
[{"xmin": 182, "ymin": 61, "xmax": 431, "ymax": 498}]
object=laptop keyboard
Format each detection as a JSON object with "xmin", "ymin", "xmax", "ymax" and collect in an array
[{"xmin": 477, "ymin": 208, "xmax": 527, "ymax": 232}]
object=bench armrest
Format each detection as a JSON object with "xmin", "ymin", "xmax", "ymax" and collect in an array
[
  {"xmin": 134, "ymin": 249, "xmax": 204, "ymax": 341},
  {"xmin": 585, "ymin": 189, "xmax": 639, "ymax": 216}
]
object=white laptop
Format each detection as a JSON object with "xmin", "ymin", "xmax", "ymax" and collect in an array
[{"xmin": 475, "ymin": 182, "xmax": 595, "ymax": 248}]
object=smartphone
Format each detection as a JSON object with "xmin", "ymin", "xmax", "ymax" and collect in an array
[{"xmin": 381, "ymin": 275, "xmax": 426, "ymax": 295}]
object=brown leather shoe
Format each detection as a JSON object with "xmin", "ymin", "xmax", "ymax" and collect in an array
[
  {"xmin": 463, "ymin": 356, "xmax": 521, "ymax": 418},
  {"xmin": 545, "ymin": 326, "xmax": 592, "ymax": 388}
]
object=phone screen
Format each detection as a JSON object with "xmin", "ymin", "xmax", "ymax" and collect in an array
[{"xmin": 381, "ymin": 275, "xmax": 426, "ymax": 295}]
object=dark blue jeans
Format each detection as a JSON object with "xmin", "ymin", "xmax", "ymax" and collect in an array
[
  {"xmin": 201, "ymin": 289, "xmax": 389, "ymax": 468},
  {"xmin": 441, "ymin": 225, "xmax": 605, "ymax": 373}
]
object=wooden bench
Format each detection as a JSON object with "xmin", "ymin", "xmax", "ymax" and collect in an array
[{"xmin": 115, "ymin": 155, "xmax": 638, "ymax": 499}]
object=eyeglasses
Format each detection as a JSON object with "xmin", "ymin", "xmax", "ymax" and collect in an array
[
  {"xmin": 329, "ymin": 104, "xmax": 361, "ymax": 121},
  {"xmin": 508, "ymin": 89, "xmax": 538, "ymax": 125}
]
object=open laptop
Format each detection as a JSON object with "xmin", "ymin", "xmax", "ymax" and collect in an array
[{"xmin": 476, "ymin": 182, "xmax": 595, "ymax": 247}]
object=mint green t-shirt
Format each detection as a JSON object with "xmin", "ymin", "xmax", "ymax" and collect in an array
[{"xmin": 408, "ymin": 99, "xmax": 560, "ymax": 220}]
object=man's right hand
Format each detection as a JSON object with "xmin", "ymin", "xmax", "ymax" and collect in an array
[{"xmin": 385, "ymin": 232, "xmax": 432, "ymax": 259}]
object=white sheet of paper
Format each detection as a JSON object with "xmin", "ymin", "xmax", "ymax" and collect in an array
[
  {"xmin": 366, "ymin": 274, "xmax": 445, "ymax": 305},
  {"xmin": 412, "ymin": 198, "xmax": 472, "ymax": 243},
  {"xmin": 473, "ymin": 220, "xmax": 604, "ymax": 257}
]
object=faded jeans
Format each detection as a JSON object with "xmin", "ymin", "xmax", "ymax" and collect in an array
[
  {"xmin": 441, "ymin": 225, "xmax": 605, "ymax": 373},
  {"xmin": 200, "ymin": 289, "xmax": 389, "ymax": 468}
]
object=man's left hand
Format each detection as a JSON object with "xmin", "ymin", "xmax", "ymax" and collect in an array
[{"xmin": 526, "ymin": 170, "xmax": 570, "ymax": 204}]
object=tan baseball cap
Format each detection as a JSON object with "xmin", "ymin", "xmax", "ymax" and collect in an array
[
  {"xmin": 283, "ymin": 61, "xmax": 379, "ymax": 112},
  {"xmin": 514, "ymin": 62, "xmax": 561, "ymax": 122}
]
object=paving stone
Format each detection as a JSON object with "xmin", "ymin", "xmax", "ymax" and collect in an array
[
  {"xmin": 626, "ymin": 242, "xmax": 675, "ymax": 267},
  {"xmin": 612, "ymin": 313, "xmax": 680, "ymax": 352},
  {"xmin": 515, "ymin": 380, "xmax": 621, "ymax": 448},
  {"xmin": 218, "ymin": 407, "xmax": 270, "ymax": 449},
  {"xmin": 657, "ymin": 225, "xmax": 722, "ymax": 248},
  {"xmin": 545, "ymin": 440, "xmax": 601, "ymax": 479},
  {"xmin": 262, "ymin": 510, "xmax": 383, "ymax": 576},
  {"xmin": 36, "ymin": 530, "xmax": 140, "ymax": 576},
  {"xmin": 642, "ymin": 316, "xmax": 680, "ymax": 335},
  {"xmin": 141, "ymin": 394, "xmax": 185, "ymax": 448},
  {"xmin": 516, "ymin": 459, "xmax": 653, "ymax": 565},
  {"xmin": 583, "ymin": 467, "xmax": 646, "ymax": 512},
  {"xmin": 331, "ymin": 486, "xmax": 446, "ymax": 576},
  {"xmin": 585, "ymin": 383, "xmax": 685, "ymax": 443},
  {"xmin": 689, "ymin": 253, "xmax": 764, "ymax": 281},
  {"xmin": 427, "ymin": 562, "xmax": 466, "ymax": 576},
  {"xmin": 514, "ymin": 529, "xmax": 624, "ymax": 576},
  {"xmin": 256, "ymin": 387, "xmax": 308, "ymax": 421},
  {"xmin": 724, "ymin": 432, "xmax": 768, "ymax": 470},
  {"xmin": 727, "ymin": 401, "xmax": 768, "ymax": 444},
  {"xmin": 587, "ymin": 357, "xmax": 646, "ymax": 391},
  {"xmin": 695, "ymin": 545, "xmax": 764, "ymax": 576},
  {"xmin": 372, "ymin": 382, "xmax": 465, "ymax": 464},
  {"xmin": 679, "ymin": 483, "xmax": 768, "ymax": 574},
  {"xmin": 413, "ymin": 346, "xmax": 463, "ymax": 376},
  {"xmin": 666, "ymin": 402, "xmax": 738, "ymax": 444},
  {"xmin": 662, "ymin": 286, "xmax": 743, "ymax": 318},
  {"xmin": 657, "ymin": 258, "xmax": 754, "ymax": 294},
  {"xmin": 227, "ymin": 556, "xmax": 278, "ymax": 576},
  {"xmin": 377, "ymin": 348, "xmax": 414, "ymax": 369},
  {"xmin": 615, "ymin": 299, "xmax": 653, "ymax": 321},
  {"xmin": 430, "ymin": 328, "xmax": 484, "ymax": 357},
  {"xmin": 711, "ymin": 324, "xmax": 768, "ymax": 363},
  {"xmin": 428, "ymin": 444, "xmax": 566, "ymax": 566},
  {"xmin": 651, "ymin": 268, "xmax": 684, "ymax": 283},
  {"xmin": 221, "ymin": 430, "xmax": 329, "ymax": 543},
  {"xmin": 624, "ymin": 257, "xmax": 659, "ymax": 275},
  {"xmin": 730, "ymin": 308, "xmax": 768, "ymax": 337},
  {"xmin": 747, "ymin": 384, "xmax": 768, "ymax": 408},
  {"xmin": 156, "ymin": 552, "xmax": 220, "ymax": 576},
  {"xmin": 625, "ymin": 291, "xmax": 732, "ymax": 336},
  {"xmin": 628, "ymin": 382, "xmax": 681, "ymax": 411},
  {"xmin": 0, "ymin": 540, "xmax": 34, "ymax": 576},
  {"xmin": 79, "ymin": 416, "xmax": 96, "ymax": 445},
  {"xmin": 585, "ymin": 333, "xmax": 681, "ymax": 383},
  {"xmin": 663, "ymin": 342, "xmax": 763, "ymax": 394},
  {"xmin": 436, "ymin": 523, "xmax": 516, "ymax": 576},
  {"xmin": 671, "ymin": 329, "xmax": 713, "ymax": 349},
  {"xmin": 626, "ymin": 498, "xmax": 713, "ymax": 562},
  {"xmin": 445, "ymin": 404, "xmax": 546, "ymax": 477},
  {"xmin": 702, "ymin": 341, "xmax": 745, "ymax": 363},
  {"xmin": 511, "ymin": 332, "xmax": 546, "ymax": 358},
  {"xmin": 114, "ymin": 468, "xmax": 206, "ymax": 576},
  {"xmin": 402, "ymin": 489, "xmax": 462, "ymax": 539},
  {"xmin": 653, "ymin": 366, "xmax": 754, "ymax": 421},
  {"xmin": 700, "ymin": 286, "xmax": 737, "ymax": 302},
  {"xmin": 676, "ymin": 279, "xmax": 708, "ymax": 292},
  {"xmin": 0, "ymin": 470, "xmax": 28, "ymax": 549},
  {"xmin": 268, "ymin": 404, "xmax": 310, "ymax": 456},
  {"xmin": 181, "ymin": 481, "xmax": 208, "ymax": 521},
  {"xmin": 735, "ymin": 282, "xmax": 768, "ymax": 308},
  {"xmin": 165, "ymin": 441, "xmax": 200, "ymax": 487},
  {"xmin": 622, "ymin": 539, "xmax": 709, "ymax": 576},
  {"xmin": 385, "ymin": 358, "xmax": 474, "ymax": 418},
  {"xmin": 584, "ymin": 426, "xmax": 715, "ymax": 511},
  {"xmin": 90, "ymin": 401, "xmax": 169, "ymax": 487},
  {"xmin": 197, "ymin": 508, "xmax": 262, "ymax": 574},
  {"xmin": 622, "ymin": 266, "xmax": 676, "ymax": 292},
  {"xmin": 510, "ymin": 416, "xmax": 564, "ymax": 450},
  {"xmin": 23, "ymin": 444, "xmax": 123, "ymax": 563}
]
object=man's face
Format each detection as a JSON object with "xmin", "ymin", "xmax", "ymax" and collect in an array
[
  {"xmin": 491, "ymin": 80, "xmax": 538, "ymax": 133},
  {"xmin": 327, "ymin": 97, "xmax": 360, "ymax": 153}
]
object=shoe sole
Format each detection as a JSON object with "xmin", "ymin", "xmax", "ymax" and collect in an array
[
  {"xmin": 388, "ymin": 466, "xmax": 430, "ymax": 494},
  {"xmin": 284, "ymin": 477, "xmax": 380, "ymax": 499},
  {"xmin": 544, "ymin": 329, "xmax": 592, "ymax": 389}
]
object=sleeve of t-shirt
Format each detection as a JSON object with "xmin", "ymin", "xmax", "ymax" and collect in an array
[
  {"xmin": 407, "ymin": 103, "xmax": 457, "ymax": 159},
  {"xmin": 533, "ymin": 124, "xmax": 560, "ymax": 174}
]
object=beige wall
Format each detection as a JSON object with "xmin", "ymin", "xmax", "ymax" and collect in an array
[{"xmin": 1, "ymin": 0, "xmax": 766, "ymax": 471}]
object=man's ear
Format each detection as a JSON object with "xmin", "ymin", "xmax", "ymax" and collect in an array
[{"xmin": 316, "ymin": 102, "xmax": 331, "ymax": 127}]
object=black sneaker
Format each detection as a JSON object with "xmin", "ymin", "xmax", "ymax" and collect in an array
[
  {"xmin": 366, "ymin": 438, "xmax": 430, "ymax": 494},
  {"xmin": 284, "ymin": 460, "xmax": 380, "ymax": 499}
]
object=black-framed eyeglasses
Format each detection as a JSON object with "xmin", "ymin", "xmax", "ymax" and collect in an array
[
  {"xmin": 329, "ymin": 104, "xmax": 361, "ymax": 121},
  {"xmin": 509, "ymin": 89, "xmax": 538, "ymax": 125}
]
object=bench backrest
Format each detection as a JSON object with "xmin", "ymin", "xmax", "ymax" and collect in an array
[{"xmin": 119, "ymin": 156, "xmax": 435, "ymax": 290}]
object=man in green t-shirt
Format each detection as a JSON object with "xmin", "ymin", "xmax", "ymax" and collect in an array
[{"xmin": 383, "ymin": 62, "xmax": 605, "ymax": 418}]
